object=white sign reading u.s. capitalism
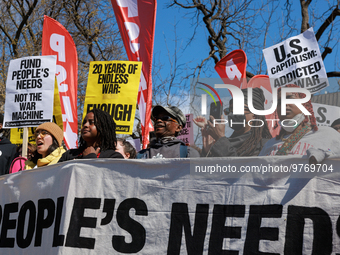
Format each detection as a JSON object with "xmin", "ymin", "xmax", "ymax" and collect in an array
[
  {"xmin": 4, "ymin": 55, "xmax": 57, "ymax": 128},
  {"xmin": 263, "ymin": 27, "xmax": 329, "ymax": 93}
]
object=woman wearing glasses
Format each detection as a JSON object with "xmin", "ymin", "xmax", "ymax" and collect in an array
[{"xmin": 25, "ymin": 122, "xmax": 65, "ymax": 169}]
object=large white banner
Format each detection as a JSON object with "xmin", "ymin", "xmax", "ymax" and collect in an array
[
  {"xmin": 4, "ymin": 56, "xmax": 57, "ymax": 128},
  {"xmin": 0, "ymin": 157, "xmax": 340, "ymax": 254},
  {"xmin": 263, "ymin": 27, "xmax": 329, "ymax": 93}
]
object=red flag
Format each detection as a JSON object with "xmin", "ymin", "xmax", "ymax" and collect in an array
[
  {"xmin": 42, "ymin": 16, "xmax": 78, "ymax": 149},
  {"xmin": 247, "ymin": 75, "xmax": 280, "ymax": 137},
  {"xmin": 111, "ymin": 0, "xmax": 156, "ymax": 149},
  {"xmin": 215, "ymin": 49, "xmax": 247, "ymax": 88}
]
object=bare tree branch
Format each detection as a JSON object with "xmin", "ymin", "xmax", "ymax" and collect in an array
[
  {"xmin": 300, "ymin": 0, "xmax": 311, "ymax": 33},
  {"xmin": 322, "ymin": 47, "xmax": 333, "ymax": 60},
  {"xmin": 327, "ymin": 71, "xmax": 340, "ymax": 77},
  {"xmin": 315, "ymin": 5, "xmax": 340, "ymax": 40}
]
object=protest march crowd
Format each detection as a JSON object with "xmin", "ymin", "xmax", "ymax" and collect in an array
[{"xmin": 1, "ymin": 83, "xmax": 340, "ymax": 175}]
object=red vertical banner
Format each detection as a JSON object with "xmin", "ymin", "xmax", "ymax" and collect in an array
[
  {"xmin": 42, "ymin": 16, "xmax": 78, "ymax": 149},
  {"xmin": 215, "ymin": 49, "xmax": 247, "ymax": 89},
  {"xmin": 110, "ymin": 0, "xmax": 156, "ymax": 149}
]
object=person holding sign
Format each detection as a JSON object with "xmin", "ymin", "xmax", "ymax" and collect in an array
[
  {"xmin": 25, "ymin": 122, "xmax": 65, "ymax": 169},
  {"xmin": 59, "ymin": 108, "xmax": 124, "ymax": 161},
  {"xmin": 259, "ymin": 84, "xmax": 340, "ymax": 163}
]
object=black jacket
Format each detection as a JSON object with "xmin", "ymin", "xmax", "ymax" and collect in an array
[
  {"xmin": 0, "ymin": 137, "xmax": 17, "ymax": 175},
  {"xmin": 137, "ymin": 138, "xmax": 200, "ymax": 159},
  {"xmin": 58, "ymin": 148, "xmax": 124, "ymax": 162}
]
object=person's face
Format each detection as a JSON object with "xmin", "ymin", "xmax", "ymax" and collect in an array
[
  {"xmin": 35, "ymin": 130, "xmax": 53, "ymax": 158},
  {"xmin": 81, "ymin": 112, "xmax": 99, "ymax": 145},
  {"xmin": 116, "ymin": 141, "xmax": 129, "ymax": 159},
  {"xmin": 277, "ymin": 92, "xmax": 303, "ymax": 120},
  {"xmin": 332, "ymin": 124, "xmax": 340, "ymax": 133},
  {"xmin": 152, "ymin": 110, "xmax": 182, "ymax": 138}
]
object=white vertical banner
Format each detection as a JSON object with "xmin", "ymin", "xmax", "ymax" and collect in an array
[
  {"xmin": 263, "ymin": 27, "xmax": 329, "ymax": 93},
  {"xmin": 4, "ymin": 56, "xmax": 57, "ymax": 128}
]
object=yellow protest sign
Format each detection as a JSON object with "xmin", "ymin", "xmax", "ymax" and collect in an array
[
  {"xmin": 10, "ymin": 127, "xmax": 37, "ymax": 145},
  {"xmin": 83, "ymin": 61, "xmax": 142, "ymax": 134},
  {"xmin": 10, "ymin": 78, "xmax": 63, "ymax": 145},
  {"xmin": 53, "ymin": 77, "xmax": 63, "ymax": 132}
]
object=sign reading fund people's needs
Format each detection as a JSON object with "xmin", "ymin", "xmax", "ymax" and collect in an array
[
  {"xmin": 4, "ymin": 56, "xmax": 57, "ymax": 128},
  {"xmin": 263, "ymin": 27, "xmax": 329, "ymax": 94},
  {"xmin": 83, "ymin": 61, "xmax": 142, "ymax": 134}
]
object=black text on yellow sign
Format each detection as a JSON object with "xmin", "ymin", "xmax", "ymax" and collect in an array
[
  {"xmin": 10, "ymin": 127, "xmax": 37, "ymax": 145},
  {"xmin": 83, "ymin": 61, "xmax": 142, "ymax": 135}
]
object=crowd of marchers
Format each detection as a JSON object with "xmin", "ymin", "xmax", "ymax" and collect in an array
[{"xmin": 1, "ymin": 84, "xmax": 340, "ymax": 175}]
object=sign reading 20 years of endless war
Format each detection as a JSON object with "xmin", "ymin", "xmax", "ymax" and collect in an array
[
  {"xmin": 4, "ymin": 56, "xmax": 57, "ymax": 128},
  {"xmin": 83, "ymin": 60, "xmax": 142, "ymax": 135}
]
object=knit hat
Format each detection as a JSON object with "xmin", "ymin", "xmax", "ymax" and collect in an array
[
  {"xmin": 36, "ymin": 122, "xmax": 63, "ymax": 146},
  {"xmin": 152, "ymin": 105, "xmax": 187, "ymax": 127}
]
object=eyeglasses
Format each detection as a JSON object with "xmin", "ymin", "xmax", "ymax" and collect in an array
[
  {"xmin": 152, "ymin": 115, "xmax": 178, "ymax": 123},
  {"xmin": 34, "ymin": 130, "xmax": 50, "ymax": 139}
]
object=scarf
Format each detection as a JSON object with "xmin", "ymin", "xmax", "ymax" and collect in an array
[
  {"xmin": 26, "ymin": 146, "xmax": 66, "ymax": 169},
  {"xmin": 276, "ymin": 124, "xmax": 311, "ymax": 155}
]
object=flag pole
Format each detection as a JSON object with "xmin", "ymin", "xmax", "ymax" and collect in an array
[{"xmin": 22, "ymin": 127, "xmax": 28, "ymax": 158}]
